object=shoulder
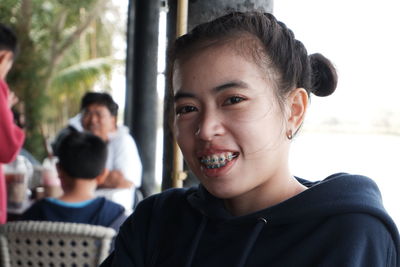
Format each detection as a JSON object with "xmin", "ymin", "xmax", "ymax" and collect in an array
[
  {"xmin": 27, "ymin": 198, "xmax": 53, "ymax": 209},
  {"xmin": 308, "ymin": 172, "xmax": 379, "ymax": 188},
  {"xmin": 331, "ymin": 212, "xmax": 398, "ymax": 250},
  {"xmin": 323, "ymin": 213, "xmax": 399, "ymax": 265},
  {"xmin": 109, "ymin": 126, "xmax": 136, "ymax": 145},
  {"xmin": 327, "ymin": 213, "xmax": 393, "ymax": 238},
  {"xmin": 326, "ymin": 172, "xmax": 378, "ymax": 188},
  {"xmin": 102, "ymin": 198, "xmax": 125, "ymax": 210},
  {"xmin": 305, "ymin": 172, "xmax": 382, "ymax": 203},
  {"xmin": 96, "ymin": 197, "xmax": 125, "ymax": 213},
  {"xmin": 113, "ymin": 126, "xmax": 133, "ymax": 139},
  {"xmin": 21, "ymin": 199, "xmax": 52, "ymax": 219},
  {"xmin": 122, "ymin": 187, "xmax": 197, "ymax": 226}
]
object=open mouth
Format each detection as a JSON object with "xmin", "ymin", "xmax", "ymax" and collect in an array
[{"xmin": 199, "ymin": 152, "xmax": 239, "ymax": 169}]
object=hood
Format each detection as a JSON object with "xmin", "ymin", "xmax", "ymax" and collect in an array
[
  {"xmin": 184, "ymin": 173, "xmax": 399, "ymax": 267},
  {"xmin": 188, "ymin": 173, "xmax": 392, "ymax": 226}
]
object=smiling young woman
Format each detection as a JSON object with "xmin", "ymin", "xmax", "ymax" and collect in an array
[
  {"xmin": 173, "ymin": 44, "xmax": 307, "ymax": 214},
  {"xmin": 101, "ymin": 11, "xmax": 400, "ymax": 267}
]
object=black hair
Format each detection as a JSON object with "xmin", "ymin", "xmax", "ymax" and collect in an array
[
  {"xmin": 0, "ymin": 23, "xmax": 18, "ymax": 56},
  {"xmin": 170, "ymin": 12, "xmax": 337, "ymax": 107},
  {"xmin": 57, "ymin": 131, "xmax": 108, "ymax": 179},
  {"xmin": 80, "ymin": 92, "xmax": 119, "ymax": 117}
]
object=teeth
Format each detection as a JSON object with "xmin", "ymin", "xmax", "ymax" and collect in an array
[{"xmin": 200, "ymin": 152, "xmax": 236, "ymax": 169}]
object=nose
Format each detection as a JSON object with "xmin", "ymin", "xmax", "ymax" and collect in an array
[
  {"xmin": 195, "ymin": 111, "xmax": 225, "ymax": 141},
  {"xmin": 88, "ymin": 114, "xmax": 98, "ymax": 123}
]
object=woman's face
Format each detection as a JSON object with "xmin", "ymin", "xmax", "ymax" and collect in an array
[{"xmin": 173, "ymin": 45, "xmax": 292, "ymax": 200}]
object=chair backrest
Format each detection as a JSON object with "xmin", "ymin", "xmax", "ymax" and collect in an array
[{"xmin": 0, "ymin": 221, "xmax": 116, "ymax": 267}]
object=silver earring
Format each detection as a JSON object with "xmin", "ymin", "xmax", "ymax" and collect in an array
[
  {"xmin": 195, "ymin": 127, "xmax": 200, "ymax": 136},
  {"xmin": 287, "ymin": 130, "xmax": 293, "ymax": 140}
]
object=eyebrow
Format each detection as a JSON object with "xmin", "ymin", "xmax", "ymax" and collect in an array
[
  {"xmin": 214, "ymin": 80, "xmax": 249, "ymax": 92},
  {"xmin": 174, "ymin": 80, "xmax": 249, "ymax": 101}
]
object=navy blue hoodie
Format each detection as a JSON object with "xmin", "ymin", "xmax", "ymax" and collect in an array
[
  {"xmin": 21, "ymin": 196, "xmax": 126, "ymax": 231},
  {"xmin": 101, "ymin": 173, "xmax": 400, "ymax": 266}
]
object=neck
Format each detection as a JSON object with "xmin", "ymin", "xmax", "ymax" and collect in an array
[
  {"xmin": 59, "ymin": 178, "xmax": 97, "ymax": 202},
  {"xmin": 224, "ymin": 173, "xmax": 307, "ymax": 217}
]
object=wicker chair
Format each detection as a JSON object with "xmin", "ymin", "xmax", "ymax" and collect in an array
[{"xmin": 0, "ymin": 221, "xmax": 116, "ymax": 267}]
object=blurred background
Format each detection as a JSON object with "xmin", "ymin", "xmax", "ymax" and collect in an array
[{"xmin": 1, "ymin": 0, "xmax": 399, "ymax": 224}]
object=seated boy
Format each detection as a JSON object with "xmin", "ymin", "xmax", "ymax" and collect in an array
[{"xmin": 22, "ymin": 131, "xmax": 127, "ymax": 231}]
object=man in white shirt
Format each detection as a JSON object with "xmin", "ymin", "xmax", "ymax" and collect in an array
[{"xmin": 80, "ymin": 92, "xmax": 142, "ymax": 189}]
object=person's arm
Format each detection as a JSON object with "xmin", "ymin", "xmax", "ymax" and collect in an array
[
  {"xmin": 98, "ymin": 170, "xmax": 133, "ymax": 189},
  {"xmin": 0, "ymin": 80, "xmax": 24, "ymax": 163},
  {"xmin": 99, "ymin": 130, "xmax": 142, "ymax": 189}
]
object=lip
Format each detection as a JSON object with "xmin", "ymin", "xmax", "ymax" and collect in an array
[
  {"xmin": 196, "ymin": 146, "xmax": 239, "ymax": 157},
  {"xmin": 200, "ymin": 156, "xmax": 237, "ymax": 177},
  {"xmin": 196, "ymin": 147, "xmax": 239, "ymax": 178}
]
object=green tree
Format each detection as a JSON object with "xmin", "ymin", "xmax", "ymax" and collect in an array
[{"xmin": 0, "ymin": 0, "xmax": 121, "ymax": 160}]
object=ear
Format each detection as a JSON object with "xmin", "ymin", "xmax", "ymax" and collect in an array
[
  {"xmin": 0, "ymin": 51, "xmax": 14, "ymax": 79},
  {"xmin": 0, "ymin": 50, "xmax": 12, "ymax": 63},
  {"xmin": 286, "ymin": 88, "xmax": 309, "ymax": 133},
  {"xmin": 96, "ymin": 168, "xmax": 109, "ymax": 185},
  {"xmin": 112, "ymin": 116, "xmax": 117, "ymax": 129},
  {"xmin": 0, "ymin": 51, "xmax": 5, "ymax": 63},
  {"xmin": 56, "ymin": 163, "xmax": 65, "ymax": 179}
]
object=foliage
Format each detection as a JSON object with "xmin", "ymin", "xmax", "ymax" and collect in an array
[{"xmin": 0, "ymin": 0, "xmax": 122, "ymax": 160}]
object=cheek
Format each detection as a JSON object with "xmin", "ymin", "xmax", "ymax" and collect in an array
[
  {"xmin": 175, "ymin": 121, "xmax": 200, "ymax": 164},
  {"xmin": 228, "ymin": 93, "xmax": 277, "ymax": 123},
  {"xmin": 102, "ymin": 117, "xmax": 115, "ymax": 130},
  {"xmin": 234, "ymin": 110, "xmax": 285, "ymax": 156},
  {"xmin": 175, "ymin": 121, "xmax": 195, "ymax": 148},
  {"xmin": 81, "ymin": 117, "xmax": 89, "ymax": 128}
]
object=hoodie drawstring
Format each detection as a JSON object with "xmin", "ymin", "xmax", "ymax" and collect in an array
[
  {"xmin": 237, "ymin": 217, "xmax": 268, "ymax": 267},
  {"xmin": 184, "ymin": 216, "xmax": 208, "ymax": 267}
]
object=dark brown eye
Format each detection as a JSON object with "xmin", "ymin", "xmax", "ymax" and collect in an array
[
  {"xmin": 224, "ymin": 96, "xmax": 245, "ymax": 105},
  {"xmin": 176, "ymin": 105, "xmax": 197, "ymax": 115}
]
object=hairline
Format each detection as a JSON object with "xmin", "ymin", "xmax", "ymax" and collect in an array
[{"xmin": 172, "ymin": 32, "xmax": 288, "ymax": 111}]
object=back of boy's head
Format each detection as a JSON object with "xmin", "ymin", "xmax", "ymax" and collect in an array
[
  {"xmin": 0, "ymin": 23, "xmax": 18, "ymax": 56},
  {"xmin": 58, "ymin": 131, "xmax": 107, "ymax": 179}
]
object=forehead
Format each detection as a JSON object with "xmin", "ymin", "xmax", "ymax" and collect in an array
[
  {"xmin": 83, "ymin": 104, "xmax": 111, "ymax": 114},
  {"xmin": 172, "ymin": 44, "xmax": 269, "ymax": 94}
]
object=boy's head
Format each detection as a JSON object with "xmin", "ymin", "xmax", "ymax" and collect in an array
[
  {"xmin": 0, "ymin": 23, "xmax": 18, "ymax": 79},
  {"xmin": 57, "ymin": 131, "xmax": 108, "ymax": 179}
]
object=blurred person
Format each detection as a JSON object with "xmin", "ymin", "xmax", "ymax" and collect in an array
[
  {"xmin": 12, "ymin": 107, "xmax": 40, "ymax": 166},
  {"xmin": 0, "ymin": 23, "xmax": 25, "ymax": 224},
  {"xmin": 22, "ymin": 131, "xmax": 127, "ymax": 231},
  {"xmin": 52, "ymin": 92, "xmax": 142, "ymax": 212}
]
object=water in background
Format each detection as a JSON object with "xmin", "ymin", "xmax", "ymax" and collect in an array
[{"xmin": 290, "ymin": 132, "xmax": 400, "ymax": 226}]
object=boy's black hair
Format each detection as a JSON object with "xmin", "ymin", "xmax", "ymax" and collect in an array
[
  {"xmin": 57, "ymin": 131, "xmax": 108, "ymax": 179},
  {"xmin": 80, "ymin": 92, "xmax": 118, "ymax": 117},
  {"xmin": 0, "ymin": 23, "xmax": 18, "ymax": 56}
]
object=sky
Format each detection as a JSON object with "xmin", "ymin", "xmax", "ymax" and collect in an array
[{"xmin": 274, "ymin": 0, "xmax": 400, "ymax": 131}]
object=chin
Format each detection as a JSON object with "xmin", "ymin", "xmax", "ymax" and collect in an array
[{"xmin": 202, "ymin": 182, "xmax": 241, "ymax": 200}]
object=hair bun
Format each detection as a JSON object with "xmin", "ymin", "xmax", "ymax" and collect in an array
[{"xmin": 309, "ymin": 53, "xmax": 338, "ymax": 97}]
